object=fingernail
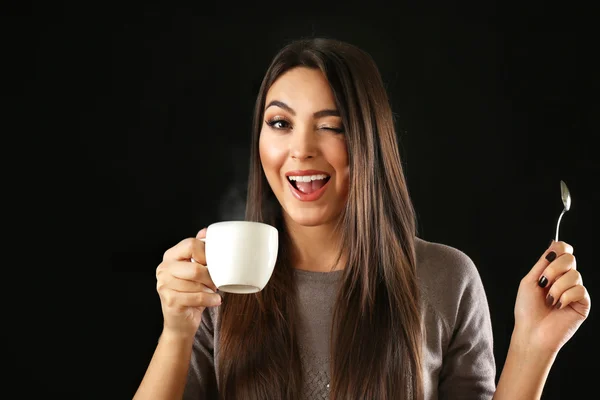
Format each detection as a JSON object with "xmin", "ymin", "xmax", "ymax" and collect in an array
[
  {"xmin": 546, "ymin": 293, "xmax": 554, "ymax": 307},
  {"xmin": 555, "ymin": 301, "xmax": 562, "ymax": 310},
  {"xmin": 538, "ymin": 276, "xmax": 548, "ymax": 288},
  {"xmin": 546, "ymin": 251, "xmax": 557, "ymax": 262}
]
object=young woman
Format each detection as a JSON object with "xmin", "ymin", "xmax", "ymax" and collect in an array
[{"xmin": 133, "ymin": 38, "xmax": 590, "ymax": 400}]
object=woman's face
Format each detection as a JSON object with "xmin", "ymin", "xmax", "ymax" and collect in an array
[{"xmin": 259, "ymin": 67, "xmax": 349, "ymax": 227}]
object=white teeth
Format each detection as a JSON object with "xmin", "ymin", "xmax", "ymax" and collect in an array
[{"xmin": 288, "ymin": 174, "xmax": 329, "ymax": 182}]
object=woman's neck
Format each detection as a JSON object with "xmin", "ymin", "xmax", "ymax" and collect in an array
[{"xmin": 283, "ymin": 215, "xmax": 346, "ymax": 273}]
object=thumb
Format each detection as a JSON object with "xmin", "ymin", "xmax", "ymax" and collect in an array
[
  {"xmin": 190, "ymin": 227, "xmax": 208, "ymax": 264},
  {"xmin": 196, "ymin": 227, "xmax": 207, "ymax": 240},
  {"xmin": 525, "ymin": 240, "xmax": 556, "ymax": 282}
]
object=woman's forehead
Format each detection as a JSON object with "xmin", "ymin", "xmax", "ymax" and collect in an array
[{"xmin": 265, "ymin": 67, "xmax": 337, "ymax": 113}]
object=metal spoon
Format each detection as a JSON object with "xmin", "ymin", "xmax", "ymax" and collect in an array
[{"xmin": 555, "ymin": 180, "xmax": 571, "ymax": 241}]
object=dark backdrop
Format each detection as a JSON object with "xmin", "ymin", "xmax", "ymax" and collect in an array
[{"xmin": 5, "ymin": 8, "xmax": 598, "ymax": 400}]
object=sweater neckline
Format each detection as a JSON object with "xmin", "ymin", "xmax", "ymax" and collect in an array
[{"xmin": 293, "ymin": 268, "xmax": 344, "ymax": 283}]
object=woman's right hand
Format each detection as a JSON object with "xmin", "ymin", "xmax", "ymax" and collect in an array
[{"xmin": 156, "ymin": 228, "xmax": 222, "ymax": 341}]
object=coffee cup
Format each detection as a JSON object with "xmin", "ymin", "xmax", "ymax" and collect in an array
[{"xmin": 197, "ymin": 221, "xmax": 278, "ymax": 294}]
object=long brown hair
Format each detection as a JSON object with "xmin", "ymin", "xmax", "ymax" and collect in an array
[{"xmin": 218, "ymin": 38, "xmax": 423, "ymax": 400}]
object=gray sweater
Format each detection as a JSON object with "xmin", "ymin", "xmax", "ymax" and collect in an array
[{"xmin": 183, "ymin": 237, "xmax": 496, "ymax": 399}]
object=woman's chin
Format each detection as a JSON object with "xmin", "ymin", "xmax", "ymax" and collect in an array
[{"xmin": 284, "ymin": 209, "xmax": 335, "ymax": 228}]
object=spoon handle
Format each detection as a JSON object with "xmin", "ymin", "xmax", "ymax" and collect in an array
[{"xmin": 555, "ymin": 209, "xmax": 566, "ymax": 242}]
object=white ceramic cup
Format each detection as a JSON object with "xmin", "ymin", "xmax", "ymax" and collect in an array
[{"xmin": 198, "ymin": 221, "xmax": 278, "ymax": 294}]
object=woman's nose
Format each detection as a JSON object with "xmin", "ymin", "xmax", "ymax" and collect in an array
[{"xmin": 289, "ymin": 129, "xmax": 317, "ymax": 160}]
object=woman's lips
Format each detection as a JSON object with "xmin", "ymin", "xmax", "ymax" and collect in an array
[{"xmin": 287, "ymin": 177, "xmax": 331, "ymax": 201}]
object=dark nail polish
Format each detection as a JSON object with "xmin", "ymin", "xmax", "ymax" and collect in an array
[
  {"xmin": 555, "ymin": 301, "xmax": 562, "ymax": 310},
  {"xmin": 546, "ymin": 294, "xmax": 554, "ymax": 307},
  {"xmin": 546, "ymin": 251, "xmax": 557, "ymax": 262},
  {"xmin": 538, "ymin": 276, "xmax": 548, "ymax": 288}
]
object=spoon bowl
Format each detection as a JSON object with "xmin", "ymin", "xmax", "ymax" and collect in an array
[
  {"xmin": 555, "ymin": 180, "xmax": 571, "ymax": 241},
  {"xmin": 561, "ymin": 180, "xmax": 571, "ymax": 211}
]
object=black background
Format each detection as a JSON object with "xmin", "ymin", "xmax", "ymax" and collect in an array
[{"xmin": 5, "ymin": 6, "xmax": 598, "ymax": 399}]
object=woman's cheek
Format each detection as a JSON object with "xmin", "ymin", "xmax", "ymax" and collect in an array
[{"xmin": 259, "ymin": 132, "xmax": 288, "ymax": 181}]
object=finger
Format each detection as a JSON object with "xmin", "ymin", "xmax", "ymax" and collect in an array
[
  {"xmin": 162, "ymin": 237, "xmax": 205, "ymax": 263},
  {"xmin": 160, "ymin": 288, "xmax": 222, "ymax": 308},
  {"xmin": 545, "ymin": 268, "xmax": 582, "ymax": 307},
  {"xmin": 157, "ymin": 271, "xmax": 213, "ymax": 293},
  {"xmin": 525, "ymin": 240, "xmax": 574, "ymax": 283},
  {"xmin": 167, "ymin": 261, "xmax": 216, "ymax": 289},
  {"xmin": 555, "ymin": 285, "xmax": 591, "ymax": 315},
  {"xmin": 537, "ymin": 252, "xmax": 577, "ymax": 289}
]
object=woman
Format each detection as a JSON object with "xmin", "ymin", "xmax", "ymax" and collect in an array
[{"xmin": 133, "ymin": 38, "xmax": 590, "ymax": 399}]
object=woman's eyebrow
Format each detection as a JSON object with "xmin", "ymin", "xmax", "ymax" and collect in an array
[
  {"xmin": 313, "ymin": 109, "xmax": 340, "ymax": 118},
  {"xmin": 265, "ymin": 100, "xmax": 295, "ymax": 115},
  {"xmin": 265, "ymin": 100, "xmax": 339, "ymax": 118}
]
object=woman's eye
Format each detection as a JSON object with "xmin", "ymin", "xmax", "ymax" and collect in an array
[
  {"xmin": 266, "ymin": 119, "xmax": 290, "ymax": 130},
  {"xmin": 321, "ymin": 126, "xmax": 344, "ymax": 134},
  {"xmin": 265, "ymin": 119, "xmax": 343, "ymax": 133}
]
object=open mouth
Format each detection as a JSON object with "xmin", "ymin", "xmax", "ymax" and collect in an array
[{"xmin": 287, "ymin": 174, "xmax": 331, "ymax": 195}]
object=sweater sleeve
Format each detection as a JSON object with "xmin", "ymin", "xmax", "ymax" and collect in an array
[
  {"xmin": 437, "ymin": 251, "xmax": 496, "ymax": 399},
  {"xmin": 182, "ymin": 307, "xmax": 219, "ymax": 400}
]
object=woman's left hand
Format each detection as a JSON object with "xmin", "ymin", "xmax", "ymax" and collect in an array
[{"xmin": 513, "ymin": 240, "xmax": 591, "ymax": 354}]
